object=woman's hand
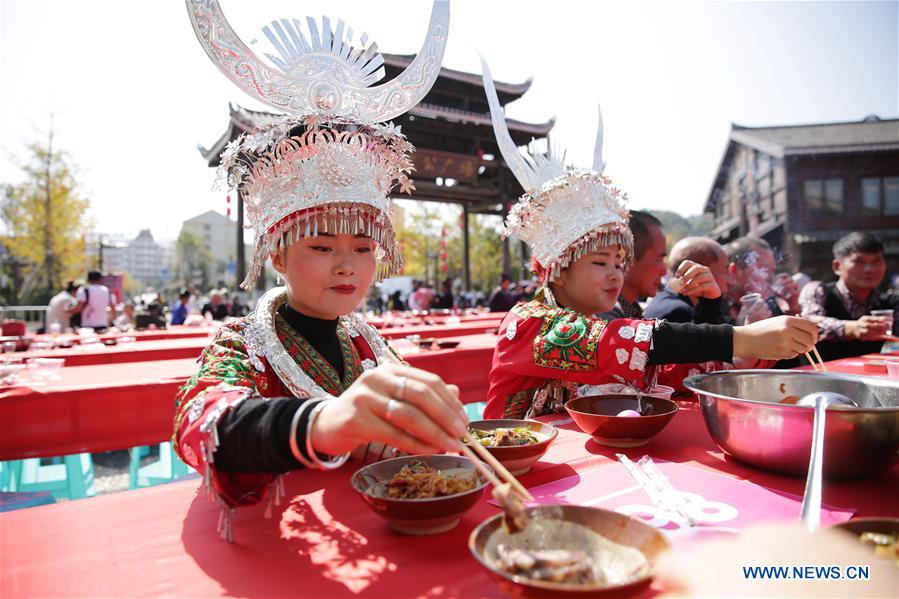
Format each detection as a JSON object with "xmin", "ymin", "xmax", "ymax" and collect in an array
[
  {"xmin": 670, "ymin": 260, "xmax": 721, "ymax": 299},
  {"xmin": 308, "ymin": 364, "xmax": 468, "ymax": 457},
  {"xmin": 733, "ymin": 316, "xmax": 819, "ymax": 360}
]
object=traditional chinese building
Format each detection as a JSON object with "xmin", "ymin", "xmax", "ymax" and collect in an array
[
  {"xmin": 704, "ymin": 116, "xmax": 899, "ymax": 279},
  {"xmin": 200, "ymin": 54, "xmax": 554, "ymax": 289}
]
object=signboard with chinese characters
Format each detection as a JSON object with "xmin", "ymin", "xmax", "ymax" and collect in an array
[{"xmin": 413, "ymin": 149, "xmax": 479, "ymax": 184}]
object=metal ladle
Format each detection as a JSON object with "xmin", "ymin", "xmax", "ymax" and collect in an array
[{"xmin": 796, "ymin": 391, "xmax": 857, "ymax": 531}]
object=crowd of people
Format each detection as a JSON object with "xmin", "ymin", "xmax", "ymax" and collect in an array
[
  {"xmin": 369, "ymin": 276, "xmax": 537, "ymax": 313},
  {"xmin": 44, "ymin": 276, "xmax": 251, "ymax": 333},
  {"xmin": 607, "ymin": 212, "xmax": 897, "ymax": 365}
]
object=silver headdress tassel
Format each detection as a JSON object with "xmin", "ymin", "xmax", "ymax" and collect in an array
[
  {"xmin": 481, "ymin": 56, "xmax": 632, "ymax": 285},
  {"xmin": 186, "ymin": 1, "xmax": 450, "ymax": 289}
]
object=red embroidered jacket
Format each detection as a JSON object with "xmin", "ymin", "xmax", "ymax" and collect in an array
[
  {"xmin": 173, "ymin": 313, "xmax": 380, "ymax": 509},
  {"xmin": 485, "ymin": 300, "xmax": 657, "ymax": 419}
]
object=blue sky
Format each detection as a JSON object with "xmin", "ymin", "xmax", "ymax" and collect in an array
[{"xmin": 1, "ymin": 0, "xmax": 896, "ymax": 242}]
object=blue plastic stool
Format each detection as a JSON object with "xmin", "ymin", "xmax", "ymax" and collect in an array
[
  {"xmin": 129, "ymin": 442, "xmax": 192, "ymax": 489},
  {"xmin": 2, "ymin": 454, "xmax": 96, "ymax": 501},
  {"xmin": 464, "ymin": 401, "xmax": 486, "ymax": 420}
]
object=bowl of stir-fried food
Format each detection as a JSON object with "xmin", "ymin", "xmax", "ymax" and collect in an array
[
  {"xmin": 469, "ymin": 504, "xmax": 669, "ymax": 596},
  {"xmin": 833, "ymin": 518, "xmax": 899, "ymax": 567},
  {"xmin": 351, "ymin": 455, "xmax": 491, "ymax": 535},
  {"xmin": 465, "ymin": 420, "xmax": 558, "ymax": 475}
]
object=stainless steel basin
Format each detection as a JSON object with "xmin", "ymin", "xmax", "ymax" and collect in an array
[{"xmin": 683, "ymin": 370, "xmax": 899, "ymax": 479}]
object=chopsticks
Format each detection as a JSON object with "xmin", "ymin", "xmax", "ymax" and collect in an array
[
  {"xmin": 378, "ymin": 348, "xmax": 534, "ymax": 501},
  {"xmin": 462, "ymin": 434, "xmax": 535, "ymax": 501},
  {"xmin": 806, "ymin": 347, "xmax": 828, "ymax": 373}
]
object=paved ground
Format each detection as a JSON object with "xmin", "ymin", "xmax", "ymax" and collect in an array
[{"xmin": 92, "ymin": 449, "xmax": 138, "ymax": 495}]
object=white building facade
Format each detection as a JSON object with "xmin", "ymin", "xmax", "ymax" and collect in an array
[{"xmin": 180, "ymin": 210, "xmax": 251, "ymax": 287}]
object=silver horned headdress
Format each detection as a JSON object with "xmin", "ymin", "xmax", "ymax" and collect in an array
[
  {"xmin": 186, "ymin": 0, "xmax": 450, "ymax": 289},
  {"xmin": 481, "ymin": 57, "xmax": 632, "ymax": 285}
]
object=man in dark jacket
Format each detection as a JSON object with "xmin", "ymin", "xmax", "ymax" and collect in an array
[
  {"xmin": 645, "ymin": 237, "xmax": 728, "ymax": 324},
  {"xmin": 487, "ymin": 273, "xmax": 516, "ymax": 312}
]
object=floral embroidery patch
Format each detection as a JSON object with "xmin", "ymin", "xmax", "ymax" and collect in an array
[
  {"xmin": 361, "ymin": 358, "xmax": 376, "ymax": 371},
  {"xmin": 533, "ymin": 310, "xmax": 605, "ymax": 371},
  {"xmin": 615, "ymin": 348, "xmax": 629, "ymax": 364},
  {"xmin": 629, "ymin": 347, "xmax": 648, "ymax": 371},
  {"xmin": 617, "ymin": 325, "xmax": 635, "ymax": 340},
  {"xmin": 635, "ymin": 322, "xmax": 653, "ymax": 344},
  {"xmin": 505, "ymin": 320, "xmax": 518, "ymax": 341}
]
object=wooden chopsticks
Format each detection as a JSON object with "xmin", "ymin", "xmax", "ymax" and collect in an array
[
  {"xmin": 462, "ymin": 434, "xmax": 535, "ymax": 501},
  {"xmin": 806, "ymin": 347, "xmax": 828, "ymax": 373},
  {"xmin": 379, "ymin": 348, "xmax": 534, "ymax": 502}
]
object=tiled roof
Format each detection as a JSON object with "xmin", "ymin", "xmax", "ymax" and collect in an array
[{"xmin": 730, "ymin": 117, "xmax": 899, "ymax": 157}]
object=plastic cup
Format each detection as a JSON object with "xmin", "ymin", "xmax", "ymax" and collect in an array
[
  {"xmin": 31, "ymin": 357, "xmax": 64, "ymax": 381},
  {"xmin": 871, "ymin": 309, "xmax": 894, "ymax": 334},
  {"xmin": 647, "ymin": 385, "xmax": 675, "ymax": 401}
]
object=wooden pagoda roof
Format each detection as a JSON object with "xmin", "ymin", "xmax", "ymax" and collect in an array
[{"xmin": 199, "ymin": 56, "xmax": 554, "ymax": 215}]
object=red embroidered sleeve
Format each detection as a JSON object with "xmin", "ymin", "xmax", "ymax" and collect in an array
[
  {"xmin": 173, "ymin": 320, "xmax": 284, "ymax": 510},
  {"xmin": 496, "ymin": 301, "xmax": 655, "ymax": 386}
]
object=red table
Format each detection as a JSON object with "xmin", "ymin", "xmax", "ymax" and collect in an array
[
  {"xmin": 0, "ymin": 335, "xmax": 498, "ymax": 460},
  {"xmin": 1, "ymin": 397, "xmax": 895, "ymax": 599},
  {"xmin": 377, "ymin": 319, "xmax": 501, "ymax": 340},
  {"xmin": 12, "ymin": 337, "xmax": 208, "ymax": 366},
  {"xmin": 0, "ymin": 359, "xmax": 196, "ymax": 459},
  {"xmin": 367, "ymin": 312, "xmax": 506, "ymax": 328},
  {"xmin": 28, "ymin": 325, "xmax": 216, "ymax": 345},
  {"xmin": 11, "ymin": 324, "xmax": 498, "ymax": 367}
]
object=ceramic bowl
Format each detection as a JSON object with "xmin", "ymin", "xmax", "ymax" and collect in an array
[
  {"xmin": 351, "ymin": 454, "xmax": 491, "ymax": 535},
  {"xmin": 565, "ymin": 395, "xmax": 678, "ymax": 448},
  {"xmin": 469, "ymin": 504, "xmax": 669, "ymax": 597},
  {"xmin": 465, "ymin": 419, "xmax": 558, "ymax": 475}
]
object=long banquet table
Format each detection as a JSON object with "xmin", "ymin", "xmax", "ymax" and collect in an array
[
  {"xmin": 1, "ymin": 384, "xmax": 896, "ymax": 598},
  {"xmin": 12, "ymin": 337, "xmax": 209, "ymax": 367},
  {"xmin": 11, "ymin": 321, "xmax": 500, "ymax": 367},
  {"xmin": 0, "ymin": 334, "xmax": 499, "ymax": 460},
  {"xmin": 28, "ymin": 325, "xmax": 216, "ymax": 344}
]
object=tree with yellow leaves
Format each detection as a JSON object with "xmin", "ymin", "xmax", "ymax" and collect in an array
[{"xmin": 1, "ymin": 126, "xmax": 91, "ymax": 304}]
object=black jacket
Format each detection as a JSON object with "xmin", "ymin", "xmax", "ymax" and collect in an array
[{"xmin": 644, "ymin": 287, "xmax": 723, "ymax": 324}]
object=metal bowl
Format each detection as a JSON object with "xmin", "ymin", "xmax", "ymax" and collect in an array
[{"xmin": 683, "ymin": 370, "xmax": 899, "ymax": 479}]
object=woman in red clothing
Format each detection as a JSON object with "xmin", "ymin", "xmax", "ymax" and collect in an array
[
  {"xmin": 479, "ymin": 59, "xmax": 818, "ymax": 420},
  {"xmin": 175, "ymin": 1, "xmax": 464, "ymax": 540}
]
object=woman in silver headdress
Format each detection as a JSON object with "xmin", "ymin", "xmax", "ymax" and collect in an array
[
  {"xmin": 477, "ymin": 58, "xmax": 820, "ymax": 420},
  {"xmin": 175, "ymin": 1, "xmax": 465, "ymax": 539}
]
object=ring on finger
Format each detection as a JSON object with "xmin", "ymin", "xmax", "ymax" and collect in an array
[
  {"xmin": 394, "ymin": 375, "xmax": 408, "ymax": 401},
  {"xmin": 385, "ymin": 398, "xmax": 402, "ymax": 423}
]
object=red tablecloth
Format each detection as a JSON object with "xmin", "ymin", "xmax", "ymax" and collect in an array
[
  {"xmin": 0, "ymin": 335, "xmax": 498, "ymax": 459},
  {"xmin": 0, "ymin": 359, "xmax": 196, "ymax": 459},
  {"xmin": 28, "ymin": 325, "xmax": 216, "ymax": 345},
  {"xmin": 377, "ymin": 319, "xmax": 501, "ymax": 340},
  {"xmin": 367, "ymin": 312, "xmax": 506, "ymax": 328},
  {"xmin": 12, "ymin": 337, "xmax": 208, "ymax": 366},
  {"xmin": 1, "ymin": 398, "xmax": 895, "ymax": 599},
  {"xmin": 11, "ymin": 325, "xmax": 497, "ymax": 367}
]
